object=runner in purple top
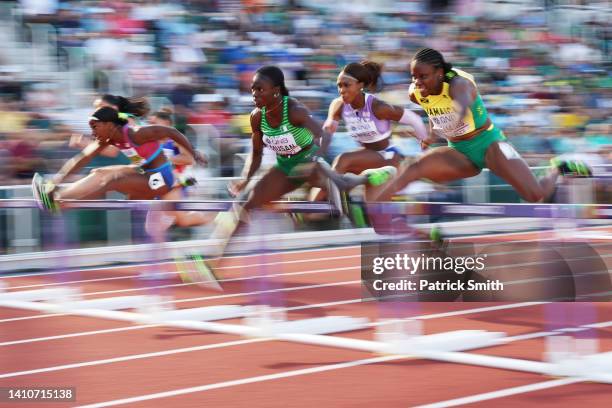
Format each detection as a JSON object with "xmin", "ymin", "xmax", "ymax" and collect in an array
[{"xmin": 308, "ymin": 60, "xmax": 427, "ymax": 221}]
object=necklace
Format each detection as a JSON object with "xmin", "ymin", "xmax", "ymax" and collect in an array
[{"xmin": 264, "ymin": 98, "xmax": 283, "ymax": 115}]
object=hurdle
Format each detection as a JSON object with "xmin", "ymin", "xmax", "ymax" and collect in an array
[{"xmin": 2, "ymin": 198, "xmax": 611, "ymax": 219}]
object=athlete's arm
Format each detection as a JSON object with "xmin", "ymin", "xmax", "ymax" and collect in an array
[
  {"xmin": 371, "ymin": 99, "xmax": 427, "ymax": 141},
  {"xmin": 288, "ymin": 98, "xmax": 332, "ymax": 157},
  {"xmin": 171, "ymin": 143, "xmax": 196, "ymax": 166},
  {"xmin": 135, "ymin": 126, "xmax": 205, "ymax": 165},
  {"xmin": 49, "ymin": 141, "xmax": 107, "ymax": 190},
  {"xmin": 228, "ymin": 110, "xmax": 265, "ymax": 196},
  {"xmin": 322, "ymin": 98, "xmax": 343, "ymax": 134},
  {"xmin": 69, "ymin": 134, "xmax": 120, "ymax": 157},
  {"xmin": 448, "ymin": 76, "xmax": 477, "ymax": 126}
]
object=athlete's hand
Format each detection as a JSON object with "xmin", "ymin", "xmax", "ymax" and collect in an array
[
  {"xmin": 69, "ymin": 133, "xmax": 90, "ymax": 149},
  {"xmin": 228, "ymin": 179, "xmax": 249, "ymax": 197},
  {"xmin": 194, "ymin": 151, "xmax": 208, "ymax": 166},
  {"xmin": 420, "ymin": 130, "xmax": 441, "ymax": 151}
]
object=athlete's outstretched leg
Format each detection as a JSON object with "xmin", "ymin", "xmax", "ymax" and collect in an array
[
  {"xmin": 484, "ymin": 141, "xmax": 556, "ymax": 203},
  {"xmin": 368, "ymin": 147, "xmax": 479, "ymax": 235},
  {"xmin": 54, "ymin": 166, "xmax": 137, "ymax": 200}
]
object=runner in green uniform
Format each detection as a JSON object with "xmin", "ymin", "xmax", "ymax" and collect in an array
[{"xmin": 180, "ymin": 65, "xmax": 334, "ymax": 287}]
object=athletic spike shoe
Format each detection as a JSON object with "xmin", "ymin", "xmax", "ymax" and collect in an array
[
  {"xmin": 178, "ymin": 255, "xmax": 223, "ymax": 291},
  {"xmin": 288, "ymin": 211, "xmax": 305, "ymax": 226},
  {"xmin": 349, "ymin": 202, "xmax": 369, "ymax": 228},
  {"xmin": 550, "ymin": 158, "xmax": 592, "ymax": 177},
  {"xmin": 429, "ymin": 225, "xmax": 449, "ymax": 251},
  {"xmin": 342, "ymin": 193, "xmax": 370, "ymax": 228},
  {"xmin": 31, "ymin": 173, "xmax": 60, "ymax": 213},
  {"xmin": 180, "ymin": 176, "xmax": 197, "ymax": 187},
  {"xmin": 361, "ymin": 166, "xmax": 397, "ymax": 187}
]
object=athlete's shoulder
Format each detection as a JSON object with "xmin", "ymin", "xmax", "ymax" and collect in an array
[
  {"xmin": 408, "ymin": 83, "xmax": 419, "ymax": 104},
  {"xmin": 249, "ymin": 108, "xmax": 263, "ymax": 131},
  {"xmin": 287, "ymin": 96, "xmax": 306, "ymax": 111},
  {"xmin": 287, "ymin": 97, "xmax": 311, "ymax": 119},
  {"xmin": 448, "ymin": 68, "xmax": 476, "ymax": 87},
  {"xmin": 329, "ymin": 97, "xmax": 344, "ymax": 120},
  {"xmin": 250, "ymin": 107, "xmax": 263, "ymax": 120},
  {"xmin": 330, "ymin": 96, "xmax": 344, "ymax": 109}
]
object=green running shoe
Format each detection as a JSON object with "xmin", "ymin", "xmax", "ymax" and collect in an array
[
  {"xmin": 340, "ymin": 193, "xmax": 370, "ymax": 228},
  {"xmin": 550, "ymin": 158, "xmax": 592, "ymax": 177},
  {"xmin": 31, "ymin": 173, "xmax": 60, "ymax": 213},
  {"xmin": 361, "ymin": 166, "xmax": 397, "ymax": 187},
  {"xmin": 177, "ymin": 255, "xmax": 223, "ymax": 291},
  {"xmin": 429, "ymin": 225, "xmax": 449, "ymax": 252}
]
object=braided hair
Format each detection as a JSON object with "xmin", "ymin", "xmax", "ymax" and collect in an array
[
  {"xmin": 412, "ymin": 48, "xmax": 455, "ymax": 81},
  {"xmin": 255, "ymin": 66, "xmax": 289, "ymax": 96},
  {"xmin": 342, "ymin": 60, "xmax": 384, "ymax": 93}
]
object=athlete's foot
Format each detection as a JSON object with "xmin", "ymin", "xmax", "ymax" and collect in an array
[
  {"xmin": 360, "ymin": 166, "xmax": 397, "ymax": 187},
  {"xmin": 314, "ymin": 159, "xmax": 367, "ymax": 191},
  {"xmin": 343, "ymin": 193, "xmax": 370, "ymax": 228},
  {"xmin": 428, "ymin": 224, "xmax": 449, "ymax": 251},
  {"xmin": 176, "ymin": 255, "xmax": 223, "ymax": 291},
  {"xmin": 31, "ymin": 173, "xmax": 60, "ymax": 213},
  {"xmin": 550, "ymin": 158, "xmax": 593, "ymax": 177}
]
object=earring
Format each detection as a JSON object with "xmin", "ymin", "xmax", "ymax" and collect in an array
[{"xmin": 274, "ymin": 93, "xmax": 279, "ymax": 97}]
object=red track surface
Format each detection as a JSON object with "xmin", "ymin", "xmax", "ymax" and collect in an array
[{"xmin": 1, "ymin": 229, "xmax": 611, "ymax": 407}]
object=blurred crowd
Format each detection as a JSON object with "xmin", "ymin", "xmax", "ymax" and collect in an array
[{"xmin": 0, "ymin": 0, "xmax": 609, "ymax": 185}]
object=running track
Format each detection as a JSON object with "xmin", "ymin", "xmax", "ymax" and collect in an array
[{"xmin": 1, "ymin": 228, "xmax": 611, "ymax": 407}]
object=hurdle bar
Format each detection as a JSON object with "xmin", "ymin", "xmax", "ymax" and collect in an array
[{"xmin": 1, "ymin": 199, "xmax": 611, "ymax": 219}]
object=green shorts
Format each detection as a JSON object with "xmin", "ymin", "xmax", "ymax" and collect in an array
[
  {"xmin": 275, "ymin": 145, "xmax": 320, "ymax": 184},
  {"xmin": 448, "ymin": 125, "xmax": 507, "ymax": 170}
]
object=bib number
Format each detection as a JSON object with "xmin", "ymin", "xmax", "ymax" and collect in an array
[
  {"xmin": 263, "ymin": 133, "xmax": 301, "ymax": 156},
  {"xmin": 148, "ymin": 172, "xmax": 166, "ymax": 190},
  {"xmin": 345, "ymin": 116, "xmax": 381, "ymax": 143}
]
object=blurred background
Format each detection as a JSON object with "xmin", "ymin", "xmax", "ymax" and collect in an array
[{"xmin": 0, "ymin": 0, "xmax": 609, "ymax": 255}]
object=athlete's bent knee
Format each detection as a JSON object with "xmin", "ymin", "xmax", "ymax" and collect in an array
[{"xmin": 332, "ymin": 153, "xmax": 351, "ymax": 173}]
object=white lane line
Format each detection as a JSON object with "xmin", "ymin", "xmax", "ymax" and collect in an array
[
  {"xmin": 6, "ymin": 254, "xmax": 360, "ymax": 290},
  {"xmin": 76, "ymin": 267, "xmax": 358, "ymax": 298},
  {"xmin": 0, "ymin": 338, "xmax": 268, "ymax": 379},
  {"xmin": 502, "ymin": 320, "xmax": 612, "ymax": 343},
  {"xmin": 0, "ymin": 324, "xmax": 159, "ymax": 347},
  {"xmin": 75, "ymin": 355, "xmax": 405, "ymax": 408},
  {"xmin": 1, "ymin": 246, "xmax": 359, "ymax": 280},
  {"xmin": 86, "ymin": 279, "xmax": 362, "ymax": 304},
  {"xmin": 413, "ymin": 378, "xmax": 583, "ymax": 408},
  {"xmin": 452, "ymin": 224, "xmax": 612, "ymax": 242},
  {"xmin": 0, "ymin": 313, "xmax": 66, "ymax": 323}
]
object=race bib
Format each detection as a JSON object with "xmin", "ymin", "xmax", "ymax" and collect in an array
[
  {"xmin": 148, "ymin": 172, "xmax": 166, "ymax": 190},
  {"xmin": 263, "ymin": 133, "xmax": 301, "ymax": 155},
  {"xmin": 430, "ymin": 113, "xmax": 470, "ymax": 139},
  {"xmin": 120, "ymin": 148, "xmax": 146, "ymax": 166},
  {"xmin": 345, "ymin": 115, "xmax": 382, "ymax": 143}
]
